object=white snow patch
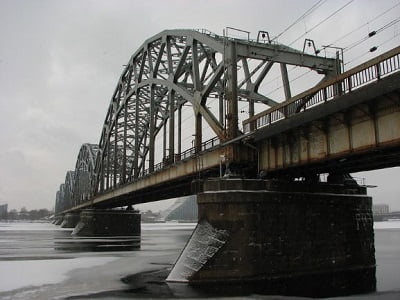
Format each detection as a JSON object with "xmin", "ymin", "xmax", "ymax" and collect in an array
[
  {"xmin": 142, "ymin": 223, "xmax": 197, "ymax": 231},
  {"xmin": 0, "ymin": 222, "xmax": 70, "ymax": 231},
  {"xmin": 0, "ymin": 256, "xmax": 116, "ymax": 292},
  {"xmin": 374, "ymin": 220, "xmax": 400, "ymax": 229}
]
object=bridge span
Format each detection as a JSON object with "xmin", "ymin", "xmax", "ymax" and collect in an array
[
  {"xmin": 53, "ymin": 29, "xmax": 400, "ymax": 297},
  {"xmin": 56, "ymin": 36, "xmax": 400, "ymax": 213}
]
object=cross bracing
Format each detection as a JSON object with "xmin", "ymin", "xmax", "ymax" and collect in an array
[{"xmin": 55, "ymin": 29, "xmax": 338, "ymax": 212}]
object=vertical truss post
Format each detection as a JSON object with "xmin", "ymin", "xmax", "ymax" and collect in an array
[
  {"xmin": 249, "ymin": 99, "xmax": 255, "ymax": 118},
  {"xmin": 163, "ymin": 120, "xmax": 167, "ymax": 160},
  {"xmin": 280, "ymin": 63, "xmax": 292, "ymax": 100},
  {"xmin": 169, "ymin": 89, "xmax": 175, "ymax": 161},
  {"xmin": 225, "ymin": 41, "xmax": 238, "ymax": 140},
  {"xmin": 106, "ymin": 143, "xmax": 110, "ymax": 190},
  {"xmin": 149, "ymin": 85, "xmax": 155, "ymax": 173},
  {"xmin": 178, "ymin": 104, "xmax": 182, "ymax": 157},
  {"xmin": 193, "ymin": 39, "xmax": 203, "ymax": 153},
  {"xmin": 219, "ymin": 93, "xmax": 224, "ymax": 126},
  {"xmin": 100, "ymin": 148, "xmax": 104, "ymax": 192},
  {"xmin": 113, "ymin": 126, "xmax": 118, "ymax": 188},
  {"xmin": 122, "ymin": 103, "xmax": 127, "ymax": 183},
  {"xmin": 195, "ymin": 112, "xmax": 202, "ymax": 152},
  {"xmin": 192, "ymin": 39, "xmax": 201, "ymax": 91},
  {"xmin": 134, "ymin": 93, "xmax": 140, "ymax": 179}
]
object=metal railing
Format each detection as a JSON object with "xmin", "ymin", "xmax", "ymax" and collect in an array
[
  {"xmin": 243, "ymin": 46, "xmax": 400, "ymax": 133},
  {"xmin": 137, "ymin": 136, "xmax": 220, "ymax": 179}
]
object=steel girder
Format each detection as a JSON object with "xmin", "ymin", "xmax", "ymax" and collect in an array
[{"xmin": 93, "ymin": 29, "xmax": 339, "ymax": 195}]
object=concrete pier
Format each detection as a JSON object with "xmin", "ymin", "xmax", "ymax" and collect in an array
[
  {"xmin": 60, "ymin": 212, "xmax": 81, "ymax": 228},
  {"xmin": 167, "ymin": 178, "xmax": 376, "ymax": 297},
  {"xmin": 72, "ymin": 209, "xmax": 141, "ymax": 237}
]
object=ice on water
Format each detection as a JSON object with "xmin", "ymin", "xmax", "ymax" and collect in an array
[{"xmin": 0, "ymin": 256, "xmax": 117, "ymax": 292}]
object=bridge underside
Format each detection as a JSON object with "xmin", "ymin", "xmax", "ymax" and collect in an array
[{"xmin": 254, "ymin": 72, "xmax": 400, "ymax": 177}]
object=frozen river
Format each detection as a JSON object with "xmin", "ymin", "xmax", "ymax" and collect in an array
[{"xmin": 0, "ymin": 221, "xmax": 399, "ymax": 299}]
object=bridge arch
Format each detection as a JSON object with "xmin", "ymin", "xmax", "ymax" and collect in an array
[
  {"xmin": 63, "ymin": 171, "xmax": 75, "ymax": 211},
  {"xmin": 73, "ymin": 143, "xmax": 99, "ymax": 206},
  {"xmin": 94, "ymin": 29, "xmax": 338, "ymax": 194},
  {"xmin": 55, "ymin": 184, "xmax": 64, "ymax": 214}
]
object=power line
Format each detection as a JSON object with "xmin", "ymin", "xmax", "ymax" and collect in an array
[
  {"xmin": 260, "ymin": 1, "xmax": 399, "ymax": 94},
  {"xmin": 345, "ymin": 32, "xmax": 400, "ymax": 66},
  {"xmin": 344, "ymin": 16, "xmax": 400, "ymax": 53},
  {"xmin": 272, "ymin": 0, "xmax": 328, "ymax": 42},
  {"xmin": 328, "ymin": 1, "xmax": 400, "ymax": 46},
  {"xmin": 239, "ymin": 1, "xmax": 399, "ymax": 113},
  {"xmin": 289, "ymin": 0, "xmax": 355, "ymax": 46}
]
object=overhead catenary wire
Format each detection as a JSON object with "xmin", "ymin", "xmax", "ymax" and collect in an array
[
  {"xmin": 256, "ymin": 1, "xmax": 355, "ymax": 93},
  {"xmin": 327, "ymin": 1, "xmax": 400, "ymax": 46},
  {"xmin": 289, "ymin": 0, "xmax": 355, "ymax": 46},
  {"xmin": 272, "ymin": 0, "xmax": 328, "ymax": 42},
  {"xmin": 345, "ymin": 31, "xmax": 400, "ymax": 66},
  {"xmin": 258, "ymin": 1, "xmax": 399, "ymax": 98},
  {"xmin": 344, "ymin": 16, "xmax": 400, "ymax": 53}
]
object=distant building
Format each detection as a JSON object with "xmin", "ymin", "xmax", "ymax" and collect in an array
[
  {"xmin": 0, "ymin": 203, "xmax": 8, "ymax": 219},
  {"xmin": 141, "ymin": 210, "xmax": 162, "ymax": 223},
  {"xmin": 372, "ymin": 204, "xmax": 390, "ymax": 215},
  {"xmin": 164, "ymin": 196, "xmax": 198, "ymax": 222}
]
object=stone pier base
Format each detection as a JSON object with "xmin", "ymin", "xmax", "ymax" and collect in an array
[
  {"xmin": 60, "ymin": 212, "xmax": 81, "ymax": 228},
  {"xmin": 167, "ymin": 179, "xmax": 376, "ymax": 297},
  {"xmin": 72, "ymin": 209, "xmax": 141, "ymax": 237}
]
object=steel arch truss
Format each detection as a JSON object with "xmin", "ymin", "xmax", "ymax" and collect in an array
[
  {"xmin": 55, "ymin": 184, "xmax": 64, "ymax": 214},
  {"xmin": 42, "ymin": 31, "xmax": 335, "ymax": 200},
  {"xmin": 55, "ymin": 171, "xmax": 75, "ymax": 213},
  {"xmin": 55, "ymin": 144, "xmax": 98, "ymax": 213},
  {"xmin": 94, "ymin": 29, "xmax": 338, "ymax": 194},
  {"xmin": 73, "ymin": 143, "xmax": 99, "ymax": 206}
]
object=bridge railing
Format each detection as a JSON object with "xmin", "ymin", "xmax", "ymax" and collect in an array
[
  {"xmin": 243, "ymin": 46, "xmax": 400, "ymax": 133},
  {"xmin": 136, "ymin": 136, "xmax": 221, "ymax": 180}
]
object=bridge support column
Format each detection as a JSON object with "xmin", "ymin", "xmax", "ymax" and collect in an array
[
  {"xmin": 60, "ymin": 212, "xmax": 81, "ymax": 228},
  {"xmin": 72, "ymin": 209, "xmax": 141, "ymax": 237},
  {"xmin": 167, "ymin": 179, "xmax": 375, "ymax": 297}
]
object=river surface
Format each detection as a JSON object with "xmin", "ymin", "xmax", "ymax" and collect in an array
[{"xmin": 0, "ymin": 221, "xmax": 399, "ymax": 299}]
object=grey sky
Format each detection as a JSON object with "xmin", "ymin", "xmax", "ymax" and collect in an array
[{"xmin": 0, "ymin": 0, "xmax": 399, "ymax": 212}]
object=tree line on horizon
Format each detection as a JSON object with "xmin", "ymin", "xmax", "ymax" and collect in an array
[{"xmin": 0, "ymin": 207, "xmax": 53, "ymax": 220}]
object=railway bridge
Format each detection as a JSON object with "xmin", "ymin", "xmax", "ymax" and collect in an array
[{"xmin": 54, "ymin": 29, "xmax": 400, "ymax": 297}]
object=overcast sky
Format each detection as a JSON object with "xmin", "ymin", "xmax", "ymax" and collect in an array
[{"xmin": 0, "ymin": 0, "xmax": 399, "ymax": 212}]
